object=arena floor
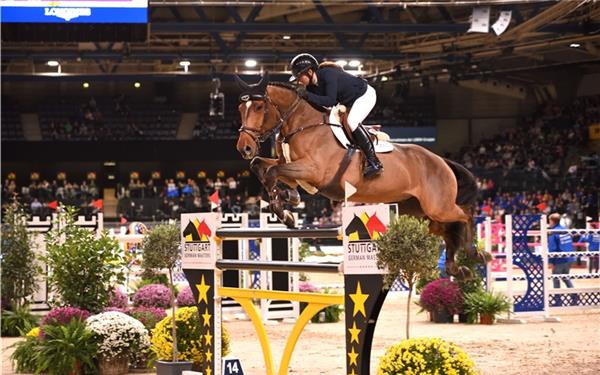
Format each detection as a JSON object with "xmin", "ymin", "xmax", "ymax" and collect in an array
[{"xmin": 2, "ymin": 292, "xmax": 599, "ymax": 375}]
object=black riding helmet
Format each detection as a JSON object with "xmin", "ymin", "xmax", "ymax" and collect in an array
[{"xmin": 289, "ymin": 53, "xmax": 318, "ymax": 81}]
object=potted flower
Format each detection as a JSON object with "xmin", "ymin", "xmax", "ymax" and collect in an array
[
  {"xmin": 141, "ymin": 223, "xmax": 192, "ymax": 374},
  {"xmin": 418, "ymin": 278, "xmax": 464, "ymax": 323},
  {"xmin": 86, "ymin": 311, "xmax": 151, "ymax": 375},
  {"xmin": 11, "ymin": 319, "xmax": 97, "ymax": 375},
  {"xmin": 151, "ymin": 306, "xmax": 231, "ymax": 372},
  {"xmin": 463, "ymin": 289, "xmax": 511, "ymax": 324},
  {"xmin": 377, "ymin": 337, "xmax": 477, "ymax": 375}
]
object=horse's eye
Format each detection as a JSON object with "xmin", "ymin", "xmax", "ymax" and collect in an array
[{"xmin": 255, "ymin": 104, "xmax": 263, "ymax": 111}]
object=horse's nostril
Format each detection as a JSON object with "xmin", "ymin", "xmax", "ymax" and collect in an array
[{"xmin": 244, "ymin": 145, "xmax": 252, "ymax": 154}]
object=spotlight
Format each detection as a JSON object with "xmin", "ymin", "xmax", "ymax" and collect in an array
[
  {"xmin": 569, "ymin": 43, "xmax": 581, "ymax": 48},
  {"xmin": 179, "ymin": 60, "xmax": 191, "ymax": 73},
  {"xmin": 245, "ymin": 59, "xmax": 257, "ymax": 68},
  {"xmin": 83, "ymin": 82, "xmax": 90, "ymax": 89},
  {"xmin": 381, "ymin": 76, "xmax": 389, "ymax": 82},
  {"xmin": 348, "ymin": 60, "xmax": 361, "ymax": 68},
  {"xmin": 336, "ymin": 60, "xmax": 348, "ymax": 67},
  {"xmin": 134, "ymin": 82, "xmax": 141, "ymax": 88},
  {"xmin": 283, "ymin": 35, "xmax": 291, "ymax": 40},
  {"xmin": 47, "ymin": 60, "xmax": 59, "ymax": 67}
]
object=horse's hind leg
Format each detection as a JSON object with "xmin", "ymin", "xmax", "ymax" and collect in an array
[{"xmin": 437, "ymin": 221, "xmax": 473, "ymax": 280}]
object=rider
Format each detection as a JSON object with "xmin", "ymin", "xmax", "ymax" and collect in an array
[{"xmin": 289, "ymin": 53, "xmax": 383, "ymax": 178}]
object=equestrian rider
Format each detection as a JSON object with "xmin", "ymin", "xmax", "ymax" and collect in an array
[{"xmin": 289, "ymin": 53, "xmax": 383, "ymax": 178}]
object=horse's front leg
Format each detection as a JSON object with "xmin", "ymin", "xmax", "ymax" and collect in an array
[
  {"xmin": 263, "ymin": 160, "xmax": 319, "ymax": 228},
  {"xmin": 251, "ymin": 157, "xmax": 301, "ymax": 206}
]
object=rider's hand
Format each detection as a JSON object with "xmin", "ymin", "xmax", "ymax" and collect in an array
[{"xmin": 297, "ymin": 86, "xmax": 308, "ymax": 99}]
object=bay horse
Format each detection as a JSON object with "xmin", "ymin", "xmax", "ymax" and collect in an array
[{"xmin": 235, "ymin": 73, "xmax": 485, "ymax": 278}]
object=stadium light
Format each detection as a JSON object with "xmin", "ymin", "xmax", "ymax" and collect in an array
[
  {"xmin": 283, "ymin": 35, "xmax": 291, "ymax": 40},
  {"xmin": 47, "ymin": 60, "xmax": 59, "ymax": 67},
  {"xmin": 336, "ymin": 60, "xmax": 348, "ymax": 67},
  {"xmin": 83, "ymin": 82, "xmax": 90, "ymax": 89},
  {"xmin": 179, "ymin": 60, "xmax": 191, "ymax": 72},
  {"xmin": 570, "ymin": 43, "xmax": 581, "ymax": 48},
  {"xmin": 245, "ymin": 59, "xmax": 257, "ymax": 68},
  {"xmin": 381, "ymin": 76, "xmax": 389, "ymax": 82},
  {"xmin": 134, "ymin": 82, "xmax": 141, "ymax": 88}
]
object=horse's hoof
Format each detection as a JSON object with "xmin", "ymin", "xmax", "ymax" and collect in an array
[
  {"xmin": 279, "ymin": 189, "xmax": 301, "ymax": 206},
  {"xmin": 457, "ymin": 266, "xmax": 473, "ymax": 280},
  {"xmin": 283, "ymin": 210, "xmax": 296, "ymax": 228}
]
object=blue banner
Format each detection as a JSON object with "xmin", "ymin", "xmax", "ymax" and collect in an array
[
  {"xmin": 1, "ymin": 7, "xmax": 148, "ymax": 23},
  {"xmin": 384, "ymin": 127, "xmax": 437, "ymax": 144}
]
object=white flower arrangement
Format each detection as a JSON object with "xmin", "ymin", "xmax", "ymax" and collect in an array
[{"xmin": 86, "ymin": 311, "xmax": 151, "ymax": 360}]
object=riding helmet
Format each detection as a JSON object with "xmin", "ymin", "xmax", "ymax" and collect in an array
[{"xmin": 289, "ymin": 53, "xmax": 319, "ymax": 80}]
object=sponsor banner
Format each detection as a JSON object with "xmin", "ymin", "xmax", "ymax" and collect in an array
[
  {"xmin": 384, "ymin": 127, "xmax": 437, "ymax": 144},
  {"xmin": 181, "ymin": 213, "xmax": 220, "ymax": 270},
  {"xmin": 1, "ymin": 0, "xmax": 148, "ymax": 23},
  {"xmin": 342, "ymin": 204, "xmax": 390, "ymax": 275}
]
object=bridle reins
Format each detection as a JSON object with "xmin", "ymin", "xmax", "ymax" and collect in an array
[
  {"xmin": 238, "ymin": 92, "xmax": 302, "ymax": 146},
  {"xmin": 238, "ymin": 89, "xmax": 339, "ymax": 149}
]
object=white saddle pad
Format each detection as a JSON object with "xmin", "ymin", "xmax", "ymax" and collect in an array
[{"xmin": 329, "ymin": 106, "xmax": 394, "ymax": 153}]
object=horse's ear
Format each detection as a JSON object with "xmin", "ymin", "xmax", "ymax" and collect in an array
[
  {"xmin": 234, "ymin": 75, "xmax": 250, "ymax": 90},
  {"xmin": 257, "ymin": 71, "xmax": 269, "ymax": 92}
]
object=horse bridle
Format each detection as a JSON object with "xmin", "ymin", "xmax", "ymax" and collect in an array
[{"xmin": 238, "ymin": 91, "xmax": 302, "ymax": 150}]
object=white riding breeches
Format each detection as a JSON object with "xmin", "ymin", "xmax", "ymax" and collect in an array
[{"xmin": 347, "ymin": 84, "xmax": 377, "ymax": 131}]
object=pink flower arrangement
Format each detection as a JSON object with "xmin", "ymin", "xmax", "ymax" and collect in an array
[
  {"xmin": 176, "ymin": 286, "xmax": 196, "ymax": 306},
  {"xmin": 108, "ymin": 287, "xmax": 129, "ymax": 308},
  {"xmin": 132, "ymin": 284, "xmax": 172, "ymax": 308},
  {"xmin": 128, "ymin": 306, "xmax": 167, "ymax": 330},
  {"xmin": 299, "ymin": 281, "xmax": 320, "ymax": 293},
  {"xmin": 41, "ymin": 306, "xmax": 91, "ymax": 326},
  {"xmin": 419, "ymin": 278, "xmax": 464, "ymax": 315}
]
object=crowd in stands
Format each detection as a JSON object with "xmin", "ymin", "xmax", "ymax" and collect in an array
[
  {"xmin": 2, "ymin": 175, "xmax": 101, "ymax": 218},
  {"xmin": 40, "ymin": 95, "xmax": 180, "ymax": 141}
]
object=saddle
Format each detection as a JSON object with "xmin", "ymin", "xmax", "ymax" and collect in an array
[{"xmin": 329, "ymin": 105, "xmax": 393, "ymax": 152}]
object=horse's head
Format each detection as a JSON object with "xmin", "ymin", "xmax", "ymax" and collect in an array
[{"xmin": 235, "ymin": 72, "xmax": 275, "ymax": 160}]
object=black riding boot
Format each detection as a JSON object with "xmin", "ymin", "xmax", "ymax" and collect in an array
[{"xmin": 352, "ymin": 126, "xmax": 383, "ymax": 178}]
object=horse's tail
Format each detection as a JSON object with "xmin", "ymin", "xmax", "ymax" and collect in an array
[{"xmin": 443, "ymin": 158, "xmax": 479, "ymax": 206}]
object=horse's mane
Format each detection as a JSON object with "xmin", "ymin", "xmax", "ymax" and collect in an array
[{"xmin": 267, "ymin": 81, "xmax": 328, "ymax": 113}]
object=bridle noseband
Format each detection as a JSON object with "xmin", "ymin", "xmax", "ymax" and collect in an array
[{"xmin": 238, "ymin": 91, "xmax": 302, "ymax": 150}]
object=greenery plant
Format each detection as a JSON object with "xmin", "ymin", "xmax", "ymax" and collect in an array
[
  {"xmin": 141, "ymin": 222, "xmax": 181, "ymax": 362},
  {"xmin": 1, "ymin": 203, "xmax": 39, "ymax": 309},
  {"xmin": 45, "ymin": 206, "xmax": 125, "ymax": 313},
  {"xmin": 463, "ymin": 289, "xmax": 511, "ymax": 322},
  {"xmin": 1, "ymin": 305, "xmax": 39, "ymax": 337},
  {"xmin": 11, "ymin": 320, "xmax": 97, "ymax": 375},
  {"xmin": 375, "ymin": 215, "xmax": 440, "ymax": 338}
]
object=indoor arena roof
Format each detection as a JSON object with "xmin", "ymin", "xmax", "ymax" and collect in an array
[{"xmin": 2, "ymin": 0, "xmax": 600, "ymax": 82}]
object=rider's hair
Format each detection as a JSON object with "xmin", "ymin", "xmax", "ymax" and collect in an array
[{"xmin": 318, "ymin": 61, "xmax": 344, "ymax": 71}]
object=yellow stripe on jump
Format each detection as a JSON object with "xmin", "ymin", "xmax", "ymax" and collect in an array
[
  {"xmin": 219, "ymin": 287, "xmax": 344, "ymax": 305},
  {"xmin": 217, "ymin": 287, "xmax": 344, "ymax": 375}
]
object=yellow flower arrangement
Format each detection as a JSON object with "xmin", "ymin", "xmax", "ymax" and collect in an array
[
  {"xmin": 377, "ymin": 337, "xmax": 478, "ymax": 375},
  {"xmin": 25, "ymin": 327, "xmax": 40, "ymax": 337},
  {"xmin": 151, "ymin": 306, "xmax": 230, "ymax": 366}
]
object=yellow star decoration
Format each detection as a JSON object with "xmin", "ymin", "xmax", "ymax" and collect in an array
[
  {"xmin": 348, "ymin": 321, "xmax": 361, "ymax": 344},
  {"xmin": 202, "ymin": 308, "xmax": 212, "ymax": 327},
  {"xmin": 349, "ymin": 281, "xmax": 369, "ymax": 318},
  {"xmin": 348, "ymin": 369, "xmax": 357, "ymax": 375},
  {"xmin": 205, "ymin": 366, "xmax": 212, "ymax": 375},
  {"xmin": 347, "ymin": 346, "xmax": 359, "ymax": 367},
  {"xmin": 204, "ymin": 331, "xmax": 213, "ymax": 346},
  {"xmin": 196, "ymin": 274, "xmax": 211, "ymax": 305},
  {"xmin": 205, "ymin": 348, "xmax": 213, "ymax": 362}
]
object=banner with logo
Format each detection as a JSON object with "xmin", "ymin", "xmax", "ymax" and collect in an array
[
  {"xmin": 181, "ymin": 213, "xmax": 220, "ymax": 270},
  {"xmin": 342, "ymin": 204, "xmax": 390, "ymax": 275}
]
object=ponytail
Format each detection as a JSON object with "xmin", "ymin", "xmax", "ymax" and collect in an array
[{"xmin": 318, "ymin": 61, "xmax": 344, "ymax": 71}]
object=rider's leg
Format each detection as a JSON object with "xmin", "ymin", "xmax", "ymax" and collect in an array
[{"xmin": 347, "ymin": 85, "xmax": 383, "ymax": 178}]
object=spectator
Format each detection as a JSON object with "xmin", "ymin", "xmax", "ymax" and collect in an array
[{"xmin": 547, "ymin": 213, "xmax": 575, "ymax": 289}]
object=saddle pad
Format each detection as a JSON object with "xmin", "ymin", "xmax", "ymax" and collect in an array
[{"xmin": 329, "ymin": 106, "xmax": 394, "ymax": 153}]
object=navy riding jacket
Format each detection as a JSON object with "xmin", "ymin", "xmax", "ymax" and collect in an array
[{"xmin": 305, "ymin": 66, "xmax": 368, "ymax": 108}]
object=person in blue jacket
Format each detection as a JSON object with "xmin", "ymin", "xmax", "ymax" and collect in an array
[
  {"xmin": 548, "ymin": 213, "xmax": 575, "ymax": 288},
  {"xmin": 289, "ymin": 53, "xmax": 383, "ymax": 178},
  {"xmin": 582, "ymin": 223, "xmax": 599, "ymax": 273}
]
